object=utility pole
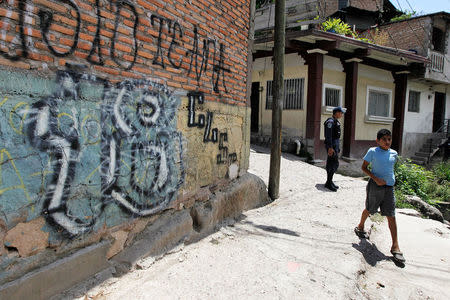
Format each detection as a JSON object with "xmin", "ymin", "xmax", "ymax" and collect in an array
[{"xmin": 268, "ymin": 0, "xmax": 285, "ymax": 200}]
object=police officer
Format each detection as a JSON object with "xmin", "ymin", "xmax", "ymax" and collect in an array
[{"xmin": 324, "ymin": 106, "xmax": 345, "ymax": 191}]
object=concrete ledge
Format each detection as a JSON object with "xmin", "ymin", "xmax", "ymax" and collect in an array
[
  {"xmin": 110, "ymin": 210, "xmax": 193, "ymax": 276},
  {"xmin": 0, "ymin": 241, "xmax": 110, "ymax": 300},
  {"xmin": 189, "ymin": 173, "xmax": 270, "ymax": 240}
]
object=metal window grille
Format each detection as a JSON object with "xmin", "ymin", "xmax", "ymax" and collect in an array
[
  {"xmin": 408, "ymin": 91, "xmax": 420, "ymax": 112},
  {"xmin": 325, "ymin": 87, "xmax": 341, "ymax": 107},
  {"xmin": 266, "ymin": 78, "xmax": 304, "ymax": 110},
  {"xmin": 368, "ymin": 90, "xmax": 389, "ymax": 117},
  {"xmin": 338, "ymin": 0, "xmax": 348, "ymax": 10}
]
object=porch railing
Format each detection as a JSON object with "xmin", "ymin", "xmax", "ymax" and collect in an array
[
  {"xmin": 424, "ymin": 119, "xmax": 449, "ymax": 164},
  {"xmin": 429, "ymin": 49, "xmax": 445, "ymax": 73}
]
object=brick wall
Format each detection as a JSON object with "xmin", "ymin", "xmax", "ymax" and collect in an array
[
  {"xmin": 367, "ymin": 17, "xmax": 431, "ymax": 56},
  {"xmin": 348, "ymin": 0, "xmax": 382, "ymax": 11},
  {"xmin": 320, "ymin": 0, "xmax": 383, "ymax": 17},
  {"xmin": 0, "ymin": 0, "xmax": 249, "ymax": 104}
]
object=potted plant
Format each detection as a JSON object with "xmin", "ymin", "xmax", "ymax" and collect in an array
[{"xmin": 320, "ymin": 18, "xmax": 352, "ymax": 36}]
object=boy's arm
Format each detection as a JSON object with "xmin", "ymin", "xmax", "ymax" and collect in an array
[{"xmin": 361, "ymin": 160, "xmax": 386, "ymax": 186}]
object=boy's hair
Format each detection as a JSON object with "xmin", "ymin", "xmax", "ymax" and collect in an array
[{"xmin": 377, "ymin": 129, "xmax": 392, "ymax": 140}]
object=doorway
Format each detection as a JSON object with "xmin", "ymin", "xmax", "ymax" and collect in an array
[
  {"xmin": 433, "ymin": 92, "xmax": 446, "ymax": 132},
  {"xmin": 251, "ymin": 82, "xmax": 260, "ymax": 133}
]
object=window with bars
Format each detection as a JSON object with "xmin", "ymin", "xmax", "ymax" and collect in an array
[
  {"xmin": 266, "ymin": 78, "xmax": 304, "ymax": 110},
  {"xmin": 324, "ymin": 86, "xmax": 342, "ymax": 107},
  {"xmin": 338, "ymin": 0, "xmax": 348, "ymax": 10},
  {"xmin": 408, "ymin": 90, "xmax": 420, "ymax": 112},
  {"xmin": 368, "ymin": 89, "xmax": 390, "ymax": 117}
]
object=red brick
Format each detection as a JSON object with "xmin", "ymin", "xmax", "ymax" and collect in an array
[
  {"xmin": 81, "ymin": 14, "xmax": 98, "ymax": 25},
  {"xmin": 0, "ymin": 8, "xmax": 19, "ymax": 21},
  {"xmin": 136, "ymin": 34, "xmax": 153, "ymax": 43},
  {"xmin": 74, "ymin": 50, "xmax": 88, "ymax": 59},
  {"xmin": 50, "ymin": 24, "xmax": 75, "ymax": 36},
  {"xmin": 137, "ymin": 0, "xmax": 158, "ymax": 12},
  {"xmin": 134, "ymin": 66, "xmax": 153, "ymax": 75},
  {"xmin": 100, "ymin": 10, "xmax": 115, "ymax": 21},
  {"xmin": 153, "ymin": 70, "xmax": 172, "ymax": 79},
  {"xmin": 167, "ymin": 81, "xmax": 182, "ymax": 88},
  {"xmin": 52, "ymin": 14, "xmax": 78, "ymax": 27},
  {"xmin": 79, "ymin": 32, "xmax": 94, "ymax": 42},
  {"xmin": 174, "ymin": 4, "xmax": 190, "ymax": 15},
  {"xmin": 120, "ymin": 71, "xmax": 142, "ymax": 79},
  {"xmin": 34, "ymin": 0, "xmax": 68, "ymax": 14},
  {"xmin": 100, "ymin": 29, "xmax": 114, "ymax": 38},
  {"xmin": 137, "ymin": 50, "xmax": 153, "ymax": 59},
  {"xmin": 28, "ymin": 52, "xmax": 54, "ymax": 62},
  {"xmin": 142, "ymin": 43, "xmax": 157, "ymax": 52},
  {"xmin": 94, "ymin": 65, "xmax": 120, "ymax": 75},
  {"xmin": 123, "ymin": 19, "xmax": 136, "ymax": 28},
  {"xmin": 117, "ymin": 35, "xmax": 135, "ymax": 45},
  {"xmin": 77, "ymin": 1, "xmax": 94, "ymax": 12}
]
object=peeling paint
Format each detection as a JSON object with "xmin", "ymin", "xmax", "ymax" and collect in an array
[
  {"xmin": 106, "ymin": 230, "xmax": 129, "ymax": 259},
  {"xmin": 4, "ymin": 218, "xmax": 49, "ymax": 257}
]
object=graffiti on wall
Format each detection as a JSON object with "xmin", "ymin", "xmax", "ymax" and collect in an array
[
  {"xmin": 0, "ymin": 66, "xmax": 184, "ymax": 236},
  {"xmin": 0, "ymin": 0, "xmax": 231, "ymax": 92},
  {"xmin": 187, "ymin": 91, "xmax": 237, "ymax": 165},
  {"xmin": 0, "ymin": 0, "xmax": 241, "ymax": 237}
]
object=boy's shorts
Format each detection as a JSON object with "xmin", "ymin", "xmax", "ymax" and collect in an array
[{"xmin": 366, "ymin": 179, "xmax": 396, "ymax": 217}]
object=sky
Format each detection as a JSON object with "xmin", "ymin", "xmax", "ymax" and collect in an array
[{"xmin": 392, "ymin": 0, "xmax": 450, "ymax": 15}]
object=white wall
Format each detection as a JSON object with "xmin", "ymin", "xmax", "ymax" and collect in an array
[{"xmin": 404, "ymin": 82, "xmax": 434, "ymax": 134}]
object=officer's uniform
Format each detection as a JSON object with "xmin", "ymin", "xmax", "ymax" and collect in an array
[{"xmin": 324, "ymin": 115, "xmax": 341, "ymax": 188}]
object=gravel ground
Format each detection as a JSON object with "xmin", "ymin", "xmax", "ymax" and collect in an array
[{"xmin": 55, "ymin": 146, "xmax": 450, "ymax": 300}]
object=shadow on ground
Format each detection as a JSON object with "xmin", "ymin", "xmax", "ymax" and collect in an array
[{"xmin": 352, "ymin": 237, "xmax": 404, "ymax": 268}]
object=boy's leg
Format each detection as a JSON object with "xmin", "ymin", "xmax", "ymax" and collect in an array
[
  {"xmin": 387, "ymin": 216, "xmax": 400, "ymax": 252},
  {"xmin": 380, "ymin": 186, "xmax": 401, "ymax": 252},
  {"xmin": 357, "ymin": 209, "xmax": 370, "ymax": 231}
]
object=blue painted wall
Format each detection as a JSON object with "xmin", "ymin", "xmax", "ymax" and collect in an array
[{"xmin": 0, "ymin": 68, "xmax": 184, "ymax": 237}]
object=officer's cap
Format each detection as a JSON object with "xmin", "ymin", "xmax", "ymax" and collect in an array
[{"xmin": 333, "ymin": 106, "xmax": 346, "ymax": 114}]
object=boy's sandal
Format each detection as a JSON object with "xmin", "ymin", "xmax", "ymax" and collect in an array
[
  {"xmin": 354, "ymin": 227, "xmax": 369, "ymax": 239},
  {"xmin": 391, "ymin": 250, "xmax": 406, "ymax": 263}
]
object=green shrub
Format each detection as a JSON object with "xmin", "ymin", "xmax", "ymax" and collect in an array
[
  {"xmin": 432, "ymin": 162, "xmax": 450, "ymax": 183},
  {"xmin": 390, "ymin": 10, "xmax": 418, "ymax": 22},
  {"xmin": 394, "ymin": 158, "xmax": 431, "ymax": 200},
  {"xmin": 394, "ymin": 159, "xmax": 450, "ymax": 206}
]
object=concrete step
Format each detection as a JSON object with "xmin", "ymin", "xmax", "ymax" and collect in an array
[
  {"xmin": 411, "ymin": 156, "xmax": 427, "ymax": 162},
  {"xmin": 420, "ymin": 147, "xmax": 438, "ymax": 153},
  {"xmin": 415, "ymin": 151, "xmax": 431, "ymax": 157},
  {"xmin": 410, "ymin": 159, "xmax": 426, "ymax": 165}
]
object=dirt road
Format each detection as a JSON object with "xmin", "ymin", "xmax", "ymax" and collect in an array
[{"xmin": 55, "ymin": 146, "xmax": 450, "ymax": 300}]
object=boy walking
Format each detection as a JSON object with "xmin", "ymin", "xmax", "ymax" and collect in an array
[{"xmin": 354, "ymin": 129, "xmax": 405, "ymax": 263}]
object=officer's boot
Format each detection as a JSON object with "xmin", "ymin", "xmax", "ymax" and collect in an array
[
  {"xmin": 328, "ymin": 171, "xmax": 339, "ymax": 189},
  {"xmin": 325, "ymin": 172, "xmax": 337, "ymax": 192},
  {"xmin": 331, "ymin": 176, "xmax": 339, "ymax": 189}
]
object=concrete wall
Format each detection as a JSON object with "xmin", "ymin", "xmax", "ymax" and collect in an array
[
  {"xmin": 404, "ymin": 82, "xmax": 434, "ymax": 133},
  {"xmin": 252, "ymin": 53, "xmax": 308, "ymax": 138},
  {"xmin": 0, "ymin": 0, "xmax": 256, "ymax": 290}
]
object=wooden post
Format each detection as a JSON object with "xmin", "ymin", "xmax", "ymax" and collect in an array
[
  {"xmin": 392, "ymin": 72, "xmax": 408, "ymax": 154},
  {"xmin": 343, "ymin": 60, "xmax": 359, "ymax": 158},
  {"xmin": 305, "ymin": 52, "xmax": 324, "ymax": 159},
  {"xmin": 268, "ymin": 0, "xmax": 285, "ymax": 200}
]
